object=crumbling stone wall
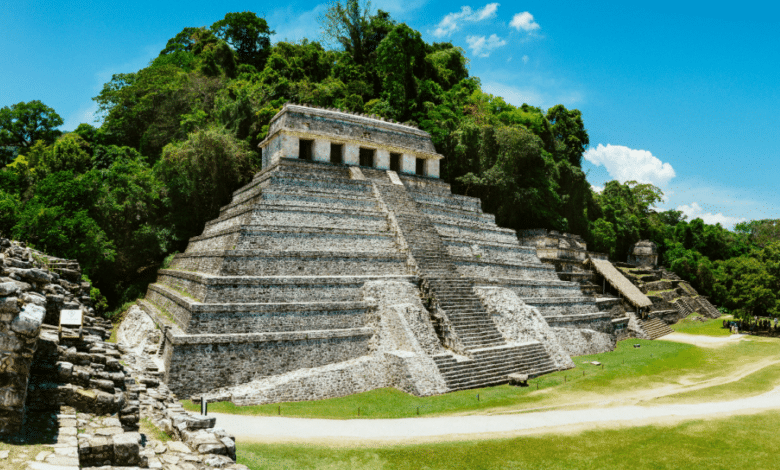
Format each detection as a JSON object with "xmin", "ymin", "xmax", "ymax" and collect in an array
[
  {"xmin": 0, "ymin": 291, "xmax": 45, "ymax": 434},
  {"xmin": 0, "ymin": 239, "xmax": 84, "ymax": 434}
]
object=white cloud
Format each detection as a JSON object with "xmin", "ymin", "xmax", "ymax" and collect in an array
[
  {"xmin": 591, "ymin": 185, "xmax": 604, "ymax": 193},
  {"xmin": 522, "ymin": 54, "xmax": 529, "ymax": 64},
  {"xmin": 510, "ymin": 11, "xmax": 540, "ymax": 32},
  {"xmin": 466, "ymin": 34, "xmax": 507, "ymax": 57},
  {"xmin": 474, "ymin": 2, "xmax": 499, "ymax": 20},
  {"xmin": 676, "ymin": 202, "xmax": 746, "ymax": 228},
  {"xmin": 584, "ymin": 144, "xmax": 676, "ymax": 187},
  {"xmin": 433, "ymin": 3, "xmax": 500, "ymax": 38}
]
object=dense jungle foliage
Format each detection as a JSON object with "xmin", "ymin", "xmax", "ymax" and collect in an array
[{"xmin": 1, "ymin": 4, "xmax": 778, "ymax": 319}]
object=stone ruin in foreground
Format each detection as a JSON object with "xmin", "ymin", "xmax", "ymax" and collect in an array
[{"xmin": 139, "ymin": 104, "xmax": 630, "ymax": 405}]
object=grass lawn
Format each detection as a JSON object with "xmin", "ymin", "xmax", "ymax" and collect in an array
[
  {"xmin": 236, "ymin": 410, "xmax": 780, "ymax": 470},
  {"xmin": 183, "ymin": 336, "xmax": 780, "ymax": 419},
  {"xmin": 671, "ymin": 315, "xmax": 732, "ymax": 336}
]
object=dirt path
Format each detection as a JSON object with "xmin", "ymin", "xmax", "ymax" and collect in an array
[
  {"xmin": 662, "ymin": 332, "xmax": 747, "ymax": 347},
  {"xmin": 213, "ymin": 385, "xmax": 780, "ymax": 444},
  {"xmin": 211, "ymin": 333, "xmax": 780, "ymax": 444}
]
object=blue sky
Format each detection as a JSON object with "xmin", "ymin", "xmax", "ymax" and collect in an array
[{"xmin": 3, "ymin": 0, "xmax": 779, "ymax": 228}]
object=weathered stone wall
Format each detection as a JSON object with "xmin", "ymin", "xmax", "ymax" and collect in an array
[
  {"xmin": 0, "ymin": 299, "xmax": 45, "ymax": 434},
  {"xmin": 455, "ymin": 259, "xmax": 560, "ymax": 281},
  {"xmin": 551, "ymin": 327, "xmax": 616, "ymax": 356},
  {"xmin": 544, "ymin": 314, "xmax": 615, "ymax": 333},
  {"xmin": 171, "ymin": 251, "xmax": 410, "ymax": 276},
  {"xmin": 163, "ymin": 332, "xmax": 373, "ymax": 398},
  {"xmin": 0, "ymin": 239, "xmax": 100, "ymax": 435},
  {"xmin": 157, "ymin": 270, "xmax": 415, "ymax": 304},
  {"xmin": 474, "ymin": 286, "xmax": 574, "ymax": 370},
  {"xmin": 444, "ymin": 240, "xmax": 538, "ymax": 264},
  {"xmin": 251, "ymin": 205, "xmax": 389, "ymax": 231}
]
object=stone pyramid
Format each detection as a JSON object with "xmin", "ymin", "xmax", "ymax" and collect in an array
[{"xmin": 140, "ymin": 104, "xmax": 621, "ymax": 402}]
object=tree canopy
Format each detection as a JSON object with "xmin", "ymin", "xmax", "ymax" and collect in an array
[{"xmin": 0, "ymin": 100, "xmax": 63, "ymax": 166}]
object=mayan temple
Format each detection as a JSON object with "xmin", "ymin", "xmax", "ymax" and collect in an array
[{"xmin": 140, "ymin": 104, "xmax": 627, "ymax": 404}]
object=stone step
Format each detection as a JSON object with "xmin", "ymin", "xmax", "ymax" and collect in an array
[
  {"xmin": 436, "ymin": 356, "xmax": 554, "ymax": 376},
  {"xmin": 156, "ymin": 270, "xmax": 418, "ymax": 303},
  {"xmin": 432, "ymin": 343, "xmax": 557, "ymax": 390},
  {"xmin": 640, "ymin": 318, "xmax": 674, "ymax": 340},
  {"xmin": 170, "ymin": 250, "xmax": 410, "ymax": 277}
]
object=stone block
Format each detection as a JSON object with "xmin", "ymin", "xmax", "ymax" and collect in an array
[
  {"xmin": 87, "ymin": 435, "xmax": 113, "ymax": 459},
  {"xmin": 313, "ymin": 138, "xmax": 330, "ymax": 162},
  {"xmin": 508, "ymin": 373, "xmax": 529, "ymax": 386},
  {"xmin": 11, "ymin": 303, "xmax": 45, "ymax": 336},
  {"xmin": 375, "ymin": 149, "xmax": 390, "ymax": 170},
  {"xmin": 56, "ymin": 361, "xmax": 74, "ymax": 381},
  {"xmin": 401, "ymin": 153, "xmax": 416, "ymax": 174},
  {"xmin": 186, "ymin": 414, "xmax": 216, "ymax": 429},
  {"xmin": 113, "ymin": 432, "xmax": 141, "ymax": 466},
  {"xmin": 167, "ymin": 441, "xmax": 191, "ymax": 453},
  {"xmin": 22, "ymin": 291, "xmax": 46, "ymax": 306},
  {"xmin": 220, "ymin": 436, "xmax": 237, "ymax": 460},
  {"xmin": 70, "ymin": 388, "xmax": 96, "ymax": 410},
  {"xmin": 425, "ymin": 158, "xmax": 440, "ymax": 179},
  {"xmin": 344, "ymin": 143, "xmax": 359, "ymax": 165},
  {"xmin": 0, "ymin": 281, "xmax": 20, "ymax": 296},
  {"xmin": 90, "ymin": 378, "xmax": 115, "ymax": 393}
]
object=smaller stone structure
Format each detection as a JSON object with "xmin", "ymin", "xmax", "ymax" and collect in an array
[
  {"xmin": 615, "ymin": 263, "xmax": 721, "ymax": 339},
  {"xmin": 518, "ymin": 229, "xmax": 607, "ymax": 292},
  {"xmin": 627, "ymin": 240, "xmax": 659, "ymax": 267}
]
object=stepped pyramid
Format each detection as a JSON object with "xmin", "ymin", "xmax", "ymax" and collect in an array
[{"xmin": 140, "ymin": 104, "xmax": 621, "ymax": 400}]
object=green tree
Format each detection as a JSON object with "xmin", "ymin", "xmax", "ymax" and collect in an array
[
  {"xmin": 12, "ymin": 171, "xmax": 116, "ymax": 275},
  {"xmin": 88, "ymin": 158, "xmax": 171, "ymax": 302},
  {"xmin": 211, "ymin": 12, "xmax": 274, "ymax": 69},
  {"xmin": 375, "ymin": 24, "xmax": 427, "ymax": 121},
  {"xmin": 0, "ymin": 189, "xmax": 20, "ymax": 237},
  {"xmin": 0, "ymin": 101, "xmax": 63, "ymax": 165},
  {"xmin": 589, "ymin": 180, "xmax": 662, "ymax": 259},
  {"xmin": 160, "ymin": 27, "xmax": 201, "ymax": 55},
  {"xmin": 155, "ymin": 126, "xmax": 257, "ymax": 244},
  {"xmin": 714, "ymin": 244, "xmax": 780, "ymax": 319},
  {"xmin": 39, "ymin": 134, "xmax": 92, "ymax": 174},
  {"xmin": 320, "ymin": 0, "xmax": 373, "ymax": 65},
  {"xmin": 546, "ymin": 104, "xmax": 589, "ymax": 167}
]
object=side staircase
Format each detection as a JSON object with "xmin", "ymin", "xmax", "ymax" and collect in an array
[
  {"xmin": 368, "ymin": 170, "xmax": 556, "ymax": 390},
  {"xmin": 640, "ymin": 317, "xmax": 674, "ymax": 340}
]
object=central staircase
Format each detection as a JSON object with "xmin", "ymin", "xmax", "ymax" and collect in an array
[{"xmin": 367, "ymin": 170, "xmax": 557, "ymax": 390}]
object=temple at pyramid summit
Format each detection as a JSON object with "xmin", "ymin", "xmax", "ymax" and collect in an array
[{"xmin": 140, "ymin": 103, "xmax": 630, "ymax": 404}]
